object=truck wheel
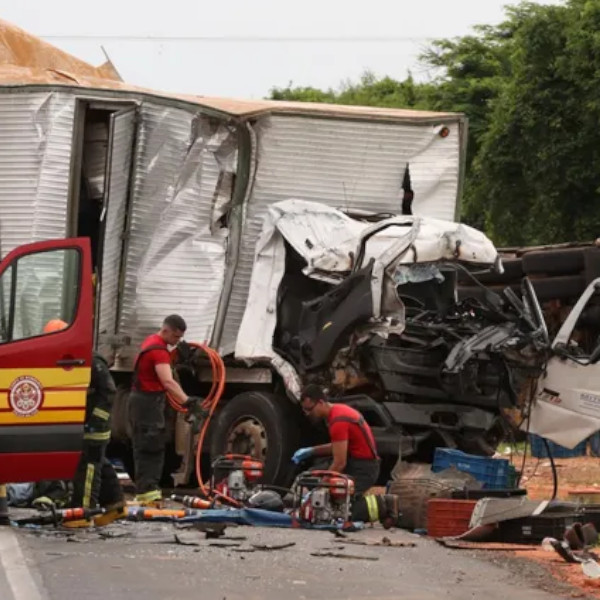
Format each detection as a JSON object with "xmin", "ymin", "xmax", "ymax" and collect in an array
[
  {"xmin": 111, "ymin": 385, "xmax": 132, "ymax": 442},
  {"xmin": 210, "ymin": 391, "xmax": 300, "ymax": 486}
]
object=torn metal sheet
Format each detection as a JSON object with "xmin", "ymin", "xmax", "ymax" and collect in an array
[
  {"xmin": 235, "ymin": 199, "xmax": 498, "ymax": 362},
  {"xmin": 117, "ymin": 112, "xmax": 235, "ymax": 365},
  {"xmin": 444, "ymin": 324, "xmax": 519, "ymax": 374},
  {"xmin": 469, "ymin": 498, "xmax": 549, "ymax": 528},
  {"xmin": 221, "ymin": 113, "xmax": 465, "ymax": 353}
]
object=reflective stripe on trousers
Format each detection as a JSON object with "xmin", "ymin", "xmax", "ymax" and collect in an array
[
  {"xmin": 83, "ymin": 464, "xmax": 95, "ymax": 509},
  {"xmin": 365, "ymin": 495, "xmax": 379, "ymax": 522},
  {"xmin": 83, "ymin": 431, "xmax": 111, "ymax": 442},
  {"xmin": 92, "ymin": 407, "xmax": 110, "ymax": 420}
]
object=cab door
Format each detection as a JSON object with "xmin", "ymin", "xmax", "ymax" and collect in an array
[
  {"xmin": 528, "ymin": 279, "xmax": 600, "ymax": 448},
  {"xmin": 0, "ymin": 238, "xmax": 93, "ymax": 482}
]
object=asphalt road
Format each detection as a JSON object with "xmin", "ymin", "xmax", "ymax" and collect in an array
[{"xmin": 0, "ymin": 520, "xmax": 578, "ymax": 600}]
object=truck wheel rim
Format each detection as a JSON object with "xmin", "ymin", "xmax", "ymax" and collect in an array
[{"xmin": 225, "ymin": 417, "xmax": 268, "ymax": 460}]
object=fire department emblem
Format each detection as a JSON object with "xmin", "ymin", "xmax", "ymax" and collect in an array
[{"xmin": 9, "ymin": 376, "xmax": 44, "ymax": 417}]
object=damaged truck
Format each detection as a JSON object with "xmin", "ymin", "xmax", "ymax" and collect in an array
[{"xmin": 0, "ymin": 21, "xmax": 551, "ymax": 487}]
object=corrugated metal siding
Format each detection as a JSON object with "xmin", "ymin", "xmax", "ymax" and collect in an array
[
  {"xmin": 221, "ymin": 115, "xmax": 460, "ymax": 352},
  {"xmin": 0, "ymin": 92, "xmax": 75, "ymax": 338},
  {"xmin": 0, "ymin": 92, "xmax": 75, "ymax": 257},
  {"xmin": 117, "ymin": 107, "xmax": 235, "ymax": 365},
  {"xmin": 97, "ymin": 107, "xmax": 136, "ymax": 357}
]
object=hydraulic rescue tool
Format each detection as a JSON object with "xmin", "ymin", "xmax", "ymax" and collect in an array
[
  {"xmin": 170, "ymin": 494, "xmax": 212, "ymax": 509},
  {"xmin": 14, "ymin": 507, "xmax": 105, "ymax": 527},
  {"xmin": 292, "ymin": 470, "xmax": 354, "ymax": 526},
  {"xmin": 210, "ymin": 454, "xmax": 264, "ymax": 504}
]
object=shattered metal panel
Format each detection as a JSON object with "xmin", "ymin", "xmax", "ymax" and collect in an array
[
  {"xmin": 117, "ymin": 105, "xmax": 235, "ymax": 366},
  {"xmin": 0, "ymin": 91, "xmax": 75, "ymax": 257},
  {"xmin": 222, "ymin": 114, "xmax": 461, "ymax": 353}
]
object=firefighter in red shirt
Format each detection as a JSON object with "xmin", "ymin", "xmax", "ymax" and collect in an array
[
  {"xmin": 292, "ymin": 384, "xmax": 380, "ymax": 495},
  {"xmin": 129, "ymin": 314, "xmax": 198, "ymax": 505}
]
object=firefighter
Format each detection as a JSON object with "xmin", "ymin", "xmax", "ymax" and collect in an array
[
  {"xmin": 293, "ymin": 384, "xmax": 380, "ymax": 494},
  {"xmin": 42, "ymin": 320, "xmax": 124, "ymax": 511},
  {"xmin": 129, "ymin": 315, "xmax": 199, "ymax": 506},
  {"xmin": 292, "ymin": 384, "xmax": 400, "ymax": 527}
]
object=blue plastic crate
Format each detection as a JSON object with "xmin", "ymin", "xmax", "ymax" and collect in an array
[
  {"xmin": 432, "ymin": 448, "xmax": 509, "ymax": 489},
  {"xmin": 529, "ymin": 434, "xmax": 587, "ymax": 459}
]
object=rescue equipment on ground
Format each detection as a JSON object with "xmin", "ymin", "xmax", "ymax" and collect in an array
[
  {"xmin": 170, "ymin": 494, "xmax": 212, "ymax": 509},
  {"xmin": 14, "ymin": 507, "xmax": 104, "ymax": 526},
  {"xmin": 292, "ymin": 470, "xmax": 354, "ymax": 526},
  {"xmin": 211, "ymin": 454, "xmax": 264, "ymax": 504}
]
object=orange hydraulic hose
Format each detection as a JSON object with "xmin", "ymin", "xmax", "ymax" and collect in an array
[{"xmin": 167, "ymin": 343, "xmax": 240, "ymax": 506}]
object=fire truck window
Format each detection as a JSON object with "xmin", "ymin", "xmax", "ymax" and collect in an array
[
  {"xmin": 0, "ymin": 264, "xmax": 12, "ymax": 342},
  {"xmin": 6, "ymin": 248, "xmax": 80, "ymax": 342}
]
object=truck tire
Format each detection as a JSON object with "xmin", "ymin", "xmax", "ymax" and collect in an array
[
  {"xmin": 210, "ymin": 391, "xmax": 300, "ymax": 486},
  {"xmin": 523, "ymin": 249, "xmax": 585, "ymax": 276},
  {"xmin": 584, "ymin": 248, "xmax": 600, "ymax": 284},
  {"xmin": 531, "ymin": 275, "xmax": 586, "ymax": 302},
  {"xmin": 111, "ymin": 385, "xmax": 132, "ymax": 442}
]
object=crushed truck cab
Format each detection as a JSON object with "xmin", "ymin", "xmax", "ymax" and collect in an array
[{"xmin": 0, "ymin": 238, "xmax": 93, "ymax": 483}]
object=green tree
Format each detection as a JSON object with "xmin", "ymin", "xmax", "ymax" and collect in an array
[
  {"xmin": 472, "ymin": 1, "xmax": 600, "ymax": 244},
  {"xmin": 270, "ymin": 1, "xmax": 600, "ymax": 245},
  {"xmin": 270, "ymin": 71, "xmax": 433, "ymax": 109}
]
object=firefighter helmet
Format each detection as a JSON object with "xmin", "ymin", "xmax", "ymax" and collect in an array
[{"xmin": 43, "ymin": 319, "xmax": 68, "ymax": 334}]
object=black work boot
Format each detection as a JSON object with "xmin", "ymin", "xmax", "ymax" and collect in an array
[{"xmin": 377, "ymin": 494, "xmax": 401, "ymax": 530}]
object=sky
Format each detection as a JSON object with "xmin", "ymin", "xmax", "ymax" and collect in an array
[{"xmin": 3, "ymin": 0, "xmax": 563, "ymax": 99}]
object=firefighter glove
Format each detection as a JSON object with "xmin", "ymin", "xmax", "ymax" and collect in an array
[
  {"xmin": 291, "ymin": 447, "xmax": 314, "ymax": 464},
  {"xmin": 183, "ymin": 396, "xmax": 202, "ymax": 412}
]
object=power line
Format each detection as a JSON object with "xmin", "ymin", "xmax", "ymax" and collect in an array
[{"xmin": 40, "ymin": 34, "xmax": 434, "ymax": 43}]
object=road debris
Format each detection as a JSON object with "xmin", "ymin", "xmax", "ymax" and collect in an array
[
  {"xmin": 437, "ymin": 540, "xmax": 542, "ymax": 551},
  {"xmin": 173, "ymin": 533, "xmax": 201, "ymax": 546},
  {"xmin": 311, "ymin": 552, "xmax": 379, "ymax": 561},
  {"xmin": 207, "ymin": 542, "xmax": 242, "ymax": 548},
  {"xmin": 251, "ymin": 542, "xmax": 296, "ymax": 551},
  {"xmin": 343, "ymin": 536, "xmax": 416, "ymax": 548}
]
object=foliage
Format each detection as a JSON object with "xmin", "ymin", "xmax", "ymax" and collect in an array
[{"xmin": 269, "ymin": 0, "xmax": 600, "ymax": 246}]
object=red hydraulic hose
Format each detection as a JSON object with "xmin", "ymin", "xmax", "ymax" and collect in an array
[{"xmin": 167, "ymin": 343, "xmax": 240, "ymax": 506}]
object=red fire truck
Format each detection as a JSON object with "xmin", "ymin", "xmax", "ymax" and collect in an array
[{"xmin": 0, "ymin": 238, "xmax": 92, "ymax": 484}]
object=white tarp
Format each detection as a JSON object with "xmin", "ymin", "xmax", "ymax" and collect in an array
[{"xmin": 235, "ymin": 199, "xmax": 498, "ymax": 361}]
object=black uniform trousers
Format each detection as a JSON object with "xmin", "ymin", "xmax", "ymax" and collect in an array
[
  {"xmin": 71, "ymin": 441, "xmax": 122, "ymax": 508},
  {"xmin": 128, "ymin": 391, "xmax": 166, "ymax": 495},
  {"xmin": 71, "ymin": 353, "xmax": 123, "ymax": 509}
]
